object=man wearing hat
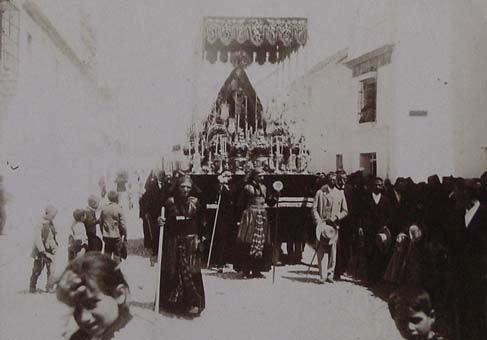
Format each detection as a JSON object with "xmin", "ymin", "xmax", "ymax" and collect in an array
[
  {"xmin": 100, "ymin": 191, "xmax": 126, "ymax": 263},
  {"xmin": 312, "ymin": 172, "xmax": 348, "ymax": 283}
]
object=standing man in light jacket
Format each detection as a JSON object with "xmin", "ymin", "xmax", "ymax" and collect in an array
[
  {"xmin": 312, "ymin": 172, "xmax": 348, "ymax": 283},
  {"xmin": 100, "ymin": 191, "xmax": 126, "ymax": 263}
]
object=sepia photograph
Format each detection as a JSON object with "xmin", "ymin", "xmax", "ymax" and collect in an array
[{"xmin": 1, "ymin": 0, "xmax": 486, "ymax": 339}]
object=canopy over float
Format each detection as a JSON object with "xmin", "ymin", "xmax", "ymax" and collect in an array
[{"xmin": 168, "ymin": 16, "xmax": 311, "ymax": 175}]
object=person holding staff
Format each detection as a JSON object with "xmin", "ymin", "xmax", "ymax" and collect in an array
[
  {"xmin": 157, "ymin": 175, "xmax": 206, "ymax": 316},
  {"xmin": 233, "ymin": 168, "xmax": 272, "ymax": 278},
  {"xmin": 208, "ymin": 171, "xmax": 236, "ymax": 272}
]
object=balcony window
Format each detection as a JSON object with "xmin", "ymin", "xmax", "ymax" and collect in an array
[
  {"xmin": 360, "ymin": 152, "xmax": 377, "ymax": 177},
  {"xmin": 336, "ymin": 154, "xmax": 343, "ymax": 171},
  {"xmin": 358, "ymin": 77, "xmax": 377, "ymax": 123},
  {"xmin": 0, "ymin": 1, "xmax": 19, "ymax": 74}
]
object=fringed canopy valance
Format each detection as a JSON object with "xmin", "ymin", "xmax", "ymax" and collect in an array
[{"xmin": 203, "ymin": 17, "xmax": 308, "ymax": 65}]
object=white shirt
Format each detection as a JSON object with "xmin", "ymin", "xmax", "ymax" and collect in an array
[
  {"xmin": 372, "ymin": 192, "xmax": 382, "ymax": 205},
  {"xmin": 329, "ymin": 187, "xmax": 348, "ymax": 221},
  {"xmin": 71, "ymin": 221, "xmax": 88, "ymax": 243},
  {"xmin": 394, "ymin": 190, "xmax": 401, "ymax": 203},
  {"xmin": 465, "ymin": 200, "xmax": 480, "ymax": 228}
]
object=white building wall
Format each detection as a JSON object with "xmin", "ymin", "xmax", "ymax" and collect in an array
[
  {"xmin": 390, "ymin": 0, "xmax": 454, "ymax": 181},
  {"xmin": 286, "ymin": 51, "xmax": 352, "ymax": 173},
  {"xmin": 449, "ymin": 0, "xmax": 487, "ymax": 178},
  {"xmin": 284, "ymin": 0, "xmax": 487, "ymax": 181},
  {"xmin": 0, "ymin": 1, "xmax": 112, "ymax": 236},
  {"xmin": 287, "ymin": 49, "xmax": 393, "ymax": 178}
]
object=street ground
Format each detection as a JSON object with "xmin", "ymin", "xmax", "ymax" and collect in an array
[
  {"xmin": 0, "ymin": 245, "xmax": 401, "ymax": 339},
  {"xmin": 0, "ymin": 204, "xmax": 402, "ymax": 340}
]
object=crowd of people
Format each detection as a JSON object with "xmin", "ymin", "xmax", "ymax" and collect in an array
[
  {"xmin": 310, "ymin": 170, "xmax": 487, "ymax": 340},
  {"xmin": 29, "ymin": 190, "xmax": 128, "ymax": 294},
  {"xmin": 23, "ymin": 166, "xmax": 487, "ymax": 339}
]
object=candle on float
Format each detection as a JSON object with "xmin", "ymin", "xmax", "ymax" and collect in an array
[
  {"xmin": 255, "ymin": 98, "xmax": 258, "ymax": 131},
  {"xmin": 234, "ymin": 93, "xmax": 239, "ymax": 135},
  {"xmin": 245, "ymin": 96, "xmax": 248, "ymax": 138}
]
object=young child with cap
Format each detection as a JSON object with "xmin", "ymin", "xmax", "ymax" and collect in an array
[
  {"xmin": 30, "ymin": 205, "xmax": 58, "ymax": 293},
  {"xmin": 68, "ymin": 209, "xmax": 88, "ymax": 261}
]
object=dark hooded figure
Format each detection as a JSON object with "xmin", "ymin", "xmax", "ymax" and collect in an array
[
  {"xmin": 208, "ymin": 171, "xmax": 237, "ymax": 271},
  {"xmin": 139, "ymin": 171, "xmax": 165, "ymax": 256}
]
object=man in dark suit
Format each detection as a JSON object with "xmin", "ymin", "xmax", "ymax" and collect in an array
[
  {"xmin": 450, "ymin": 180, "xmax": 487, "ymax": 340},
  {"xmin": 360, "ymin": 177, "xmax": 392, "ymax": 285}
]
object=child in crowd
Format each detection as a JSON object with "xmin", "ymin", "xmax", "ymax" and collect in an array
[
  {"xmin": 30, "ymin": 205, "xmax": 59, "ymax": 293},
  {"xmin": 56, "ymin": 253, "xmax": 131, "ymax": 340},
  {"xmin": 85, "ymin": 195, "xmax": 102, "ymax": 252},
  {"xmin": 388, "ymin": 287, "xmax": 444, "ymax": 340},
  {"xmin": 68, "ymin": 209, "xmax": 88, "ymax": 261}
]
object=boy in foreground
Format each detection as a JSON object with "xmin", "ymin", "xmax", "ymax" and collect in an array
[{"xmin": 388, "ymin": 287, "xmax": 444, "ymax": 340}]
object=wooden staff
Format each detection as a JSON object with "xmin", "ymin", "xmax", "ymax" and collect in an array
[
  {"xmin": 206, "ymin": 187, "xmax": 222, "ymax": 268},
  {"xmin": 154, "ymin": 207, "xmax": 165, "ymax": 312},
  {"xmin": 272, "ymin": 197, "xmax": 279, "ymax": 284},
  {"xmin": 272, "ymin": 181, "xmax": 283, "ymax": 284}
]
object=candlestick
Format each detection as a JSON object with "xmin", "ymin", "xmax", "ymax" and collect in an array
[
  {"xmin": 255, "ymin": 97, "xmax": 258, "ymax": 131},
  {"xmin": 245, "ymin": 96, "xmax": 248, "ymax": 139},
  {"xmin": 236, "ymin": 111, "xmax": 239, "ymax": 135}
]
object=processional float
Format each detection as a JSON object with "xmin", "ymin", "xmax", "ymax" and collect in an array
[{"xmin": 172, "ymin": 17, "xmax": 312, "ymax": 175}]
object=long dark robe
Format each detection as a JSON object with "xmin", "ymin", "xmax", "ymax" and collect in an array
[
  {"xmin": 139, "ymin": 174, "xmax": 165, "ymax": 252},
  {"xmin": 159, "ymin": 196, "xmax": 206, "ymax": 315}
]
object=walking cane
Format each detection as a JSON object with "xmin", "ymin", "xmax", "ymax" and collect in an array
[
  {"xmin": 207, "ymin": 187, "xmax": 222, "ymax": 269},
  {"xmin": 154, "ymin": 207, "xmax": 165, "ymax": 312},
  {"xmin": 307, "ymin": 238, "xmax": 320, "ymax": 277},
  {"xmin": 272, "ymin": 181, "xmax": 283, "ymax": 284}
]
